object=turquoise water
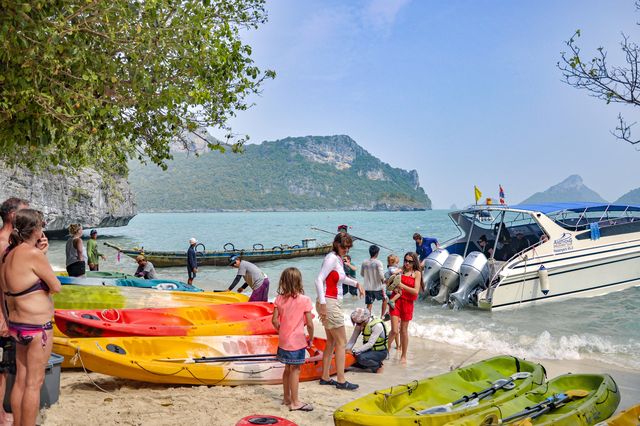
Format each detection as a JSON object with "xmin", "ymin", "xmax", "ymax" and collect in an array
[{"xmin": 48, "ymin": 211, "xmax": 640, "ymax": 369}]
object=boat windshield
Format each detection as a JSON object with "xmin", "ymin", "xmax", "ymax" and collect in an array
[
  {"xmin": 546, "ymin": 205, "xmax": 640, "ymax": 239},
  {"xmin": 449, "ymin": 209, "xmax": 545, "ymax": 259}
]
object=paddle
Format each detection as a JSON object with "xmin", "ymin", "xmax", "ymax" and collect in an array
[
  {"xmin": 311, "ymin": 227, "xmax": 395, "ymax": 251},
  {"xmin": 154, "ymin": 353, "xmax": 276, "ymax": 364},
  {"xmin": 418, "ymin": 372, "xmax": 532, "ymax": 415},
  {"xmin": 502, "ymin": 389, "xmax": 590, "ymax": 424}
]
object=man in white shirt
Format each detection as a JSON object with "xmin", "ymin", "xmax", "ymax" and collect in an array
[
  {"xmin": 360, "ymin": 245, "xmax": 387, "ymax": 318},
  {"xmin": 346, "ymin": 308, "xmax": 388, "ymax": 373}
]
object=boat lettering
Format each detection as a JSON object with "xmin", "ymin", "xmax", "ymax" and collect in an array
[{"xmin": 553, "ymin": 233, "xmax": 574, "ymax": 253}]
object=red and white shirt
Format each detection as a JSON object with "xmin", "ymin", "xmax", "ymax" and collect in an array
[{"xmin": 315, "ymin": 252, "xmax": 358, "ymax": 304}]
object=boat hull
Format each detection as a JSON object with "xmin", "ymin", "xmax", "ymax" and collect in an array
[
  {"xmin": 333, "ymin": 355, "xmax": 546, "ymax": 426},
  {"xmin": 104, "ymin": 242, "xmax": 332, "ymax": 267},
  {"xmin": 54, "ymin": 302, "xmax": 275, "ymax": 337},
  {"xmin": 59, "ymin": 335, "xmax": 355, "ymax": 385}
]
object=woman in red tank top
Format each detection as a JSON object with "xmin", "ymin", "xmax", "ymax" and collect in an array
[{"xmin": 388, "ymin": 252, "xmax": 421, "ymax": 363}]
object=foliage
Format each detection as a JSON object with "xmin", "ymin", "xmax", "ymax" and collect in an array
[
  {"xmin": 0, "ymin": 0, "xmax": 274, "ymax": 176},
  {"xmin": 128, "ymin": 135, "xmax": 432, "ymax": 211},
  {"xmin": 558, "ymin": 4, "xmax": 640, "ymax": 145}
]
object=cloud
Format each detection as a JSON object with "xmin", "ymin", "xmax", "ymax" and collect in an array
[{"xmin": 364, "ymin": 0, "xmax": 412, "ymax": 29}]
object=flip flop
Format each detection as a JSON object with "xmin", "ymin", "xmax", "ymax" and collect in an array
[
  {"xmin": 290, "ymin": 403, "xmax": 314, "ymax": 412},
  {"xmin": 319, "ymin": 378, "xmax": 337, "ymax": 385}
]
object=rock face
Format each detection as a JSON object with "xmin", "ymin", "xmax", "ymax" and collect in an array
[
  {"xmin": 521, "ymin": 175, "xmax": 607, "ymax": 204},
  {"xmin": 0, "ymin": 161, "xmax": 136, "ymax": 237}
]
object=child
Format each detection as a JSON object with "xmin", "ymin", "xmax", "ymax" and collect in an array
[
  {"xmin": 384, "ymin": 254, "xmax": 402, "ymax": 310},
  {"xmin": 272, "ymin": 267, "xmax": 314, "ymax": 412},
  {"xmin": 343, "ymin": 254, "xmax": 364, "ymax": 297}
]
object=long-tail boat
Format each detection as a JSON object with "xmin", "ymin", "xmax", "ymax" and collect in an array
[{"xmin": 104, "ymin": 239, "xmax": 332, "ymax": 267}]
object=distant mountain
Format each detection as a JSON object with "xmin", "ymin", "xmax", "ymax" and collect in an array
[
  {"xmin": 128, "ymin": 135, "xmax": 431, "ymax": 211},
  {"xmin": 521, "ymin": 175, "xmax": 607, "ymax": 204},
  {"xmin": 614, "ymin": 188, "xmax": 640, "ymax": 204}
]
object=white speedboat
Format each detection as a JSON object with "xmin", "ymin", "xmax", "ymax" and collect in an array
[{"xmin": 424, "ymin": 203, "xmax": 640, "ymax": 311}]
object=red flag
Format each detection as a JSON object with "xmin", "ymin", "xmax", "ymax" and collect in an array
[{"xmin": 499, "ymin": 185, "xmax": 506, "ymax": 205}]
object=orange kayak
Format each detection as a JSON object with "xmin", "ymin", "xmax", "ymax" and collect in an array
[
  {"xmin": 54, "ymin": 302, "xmax": 275, "ymax": 337},
  {"xmin": 61, "ymin": 335, "xmax": 356, "ymax": 385}
]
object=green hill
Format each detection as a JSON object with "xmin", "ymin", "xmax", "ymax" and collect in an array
[
  {"xmin": 521, "ymin": 175, "xmax": 607, "ymax": 204},
  {"xmin": 614, "ymin": 188, "xmax": 640, "ymax": 204},
  {"xmin": 128, "ymin": 135, "xmax": 431, "ymax": 211}
]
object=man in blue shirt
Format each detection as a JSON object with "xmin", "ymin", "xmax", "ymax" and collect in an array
[
  {"xmin": 413, "ymin": 232, "xmax": 439, "ymax": 266},
  {"xmin": 187, "ymin": 237, "xmax": 198, "ymax": 285}
]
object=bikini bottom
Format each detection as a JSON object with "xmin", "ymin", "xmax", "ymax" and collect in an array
[{"xmin": 8, "ymin": 321, "xmax": 53, "ymax": 347}]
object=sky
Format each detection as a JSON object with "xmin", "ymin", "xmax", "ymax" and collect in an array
[{"xmin": 212, "ymin": 0, "xmax": 640, "ymax": 208}]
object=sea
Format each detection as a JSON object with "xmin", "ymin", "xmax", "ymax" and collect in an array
[{"xmin": 46, "ymin": 210, "xmax": 640, "ymax": 370}]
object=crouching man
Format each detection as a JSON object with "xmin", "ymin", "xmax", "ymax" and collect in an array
[{"xmin": 346, "ymin": 308, "xmax": 388, "ymax": 373}]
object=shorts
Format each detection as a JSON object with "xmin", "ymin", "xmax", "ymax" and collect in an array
[
  {"xmin": 342, "ymin": 283, "xmax": 358, "ymax": 296},
  {"xmin": 277, "ymin": 347, "xmax": 306, "ymax": 365},
  {"xmin": 248, "ymin": 278, "xmax": 269, "ymax": 302},
  {"xmin": 389, "ymin": 298, "xmax": 415, "ymax": 321},
  {"xmin": 317, "ymin": 298, "xmax": 345, "ymax": 330},
  {"xmin": 66, "ymin": 261, "xmax": 86, "ymax": 277},
  {"xmin": 365, "ymin": 290, "xmax": 384, "ymax": 305}
]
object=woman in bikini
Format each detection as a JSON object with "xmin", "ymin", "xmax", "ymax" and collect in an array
[
  {"xmin": 387, "ymin": 251, "xmax": 421, "ymax": 363},
  {"xmin": 0, "ymin": 209, "xmax": 61, "ymax": 426}
]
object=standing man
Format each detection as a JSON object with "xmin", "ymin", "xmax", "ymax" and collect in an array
[
  {"xmin": 360, "ymin": 245, "xmax": 387, "ymax": 319},
  {"xmin": 86, "ymin": 229, "xmax": 106, "ymax": 271},
  {"xmin": 134, "ymin": 255, "xmax": 157, "ymax": 279},
  {"xmin": 413, "ymin": 232, "xmax": 439, "ymax": 267},
  {"xmin": 187, "ymin": 237, "xmax": 198, "ymax": 286},
  {"xmin": 227, "ymin": 255, "xmax": 270, "ymax": 302}
]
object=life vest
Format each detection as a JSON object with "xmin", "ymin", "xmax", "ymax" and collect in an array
[{"xmin": 363, "ymin": 318, "xmax": 388, "ymax": 351}]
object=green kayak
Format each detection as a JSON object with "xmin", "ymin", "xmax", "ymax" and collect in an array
[
  {"xmin": 334, "ymin": 356, "xmax": 546, "ymax": 426},
  {"xmin": 445, "ymin": 373, "xmax": 620, "ymax": 425},
  {"xmin": 86, "ymin": 271, "xmax": 136, "ymax": 279}
]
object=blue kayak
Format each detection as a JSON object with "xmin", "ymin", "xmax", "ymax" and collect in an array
[{"xmin": 57, "ymin": 276, "xmax": 203, "ymax": 292}]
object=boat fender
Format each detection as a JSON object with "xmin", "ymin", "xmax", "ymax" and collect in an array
[
  {"xmin": 155, "ymin": 283, "xmax": 178, "ymax": 290},
  {"xmin": 195, "ymin": 243, "xmax": 206, "ymax": 255},
  {"xmin": 538, "ymin": 265, "xmax": 550, "ymax": 295},
  {"xmin": 224, "ymin": 242, "xmax": 236, "ymax": 251}
]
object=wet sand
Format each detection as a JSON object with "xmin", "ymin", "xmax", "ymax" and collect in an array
[{"xmin": 42, "ymin": 330, "xmax": 640, "ymax": 425}]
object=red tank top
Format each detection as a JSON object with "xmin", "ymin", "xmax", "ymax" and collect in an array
[{"xmin": 400, "ymin": 274, "xmax": 418, "ymax": 302}]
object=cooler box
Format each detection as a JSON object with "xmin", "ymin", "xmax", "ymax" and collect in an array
[{"xmin": 3, "ymin": 353, "xmax": 64, "ymax": 413}]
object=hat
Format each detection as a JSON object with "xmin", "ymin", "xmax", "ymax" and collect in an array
[
  {"xmin": 478, "ymin": 235, "xmax": 488, "ymax": 243},
  {"xmin": 189, "ymin": 237, "xmax": 197, "ymax": 244},
  {"xmin": 350, "ymin": 308, "xmax": 371, "ymax": 325},
  {"xmin": 228, "ymin": 254, "xmax": 240, "ymax": 265},
  {"xmin": 90, "ymin": 229, "xmax": 97, "ymax": 235},
  {"xmin": 337, "ymin": 224, "xmax": 348, "ymax": 232}
]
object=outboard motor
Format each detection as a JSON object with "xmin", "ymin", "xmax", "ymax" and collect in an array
[
  {"xmin": 433, "ymin": 254, "xmax": 464, "ymax": 304},
  {"xmin": 420, "ymin": 248, "xmax": 449, "ymax": 300},
  {"xmin": 449, "ymin": 252, "xmax": 490, "ymax": 309}
]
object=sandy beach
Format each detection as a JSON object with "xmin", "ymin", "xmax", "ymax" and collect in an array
[{"xmin": 41, "ymin": 327, "xmax": 640, "ymax": 426}]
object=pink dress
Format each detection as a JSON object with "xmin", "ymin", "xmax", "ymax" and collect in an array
[{"xmin": 274, "ymin": 294, "xmax": 313, "ymax": 351}]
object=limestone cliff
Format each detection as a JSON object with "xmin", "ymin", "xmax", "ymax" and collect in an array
[{"xmin": 0, "ymin": 161, "xmax": 136, "ymax": 236}]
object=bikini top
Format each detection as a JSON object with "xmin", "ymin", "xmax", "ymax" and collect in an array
[{"xmin": 4, "ymin": 279, "xmax": 50, "ymax": 298}]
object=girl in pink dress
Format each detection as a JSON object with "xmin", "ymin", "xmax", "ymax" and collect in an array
[{"xmin": 272, "ymin": 267, "xmax": 314, "ymax": 412}]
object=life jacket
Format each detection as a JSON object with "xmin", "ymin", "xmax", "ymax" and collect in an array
[{"xmin": 363, "ymin": 318, "xmax": 388, "ymax": 351}]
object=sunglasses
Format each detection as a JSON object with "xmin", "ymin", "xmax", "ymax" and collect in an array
[{"xmin": 404, "ymin": 258, "xmax": 414, "ymax": 263}]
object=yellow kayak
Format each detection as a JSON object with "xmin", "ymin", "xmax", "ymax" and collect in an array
[
  {"xmin": 59, "ymin": 335, "xmax": 355, "ymax": 385},
  {"xmin": 334, "ymin": 356, "xmax": 546, "ymax": 426},
  {"xmin": 53, "ymin": 285, "xmax": 248, "ymax": 309},
  {"xmin": 598, "ymin": 404, "xmax": 640, "ymax": 426}
]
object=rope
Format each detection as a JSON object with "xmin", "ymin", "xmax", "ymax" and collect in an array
[
  {"xmin": 517, "ymin": 254, "xmax": 528, "ymax": 308},
  {"xmin": 73, "ymin": 348, "xmax": 114, "ymax": 394},
  {"xmin": 100, "ymin": 308, "xmax": 120, "ymax": 322},
  {"xmin": 450, "ymin": 348, "xmax": 482, "ymax": 371},
  {"xmin": 132, "ymin": 361, "xmax": 187, "ymax": 376}
]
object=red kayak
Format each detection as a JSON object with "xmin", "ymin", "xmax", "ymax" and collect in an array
[
  {"xmin": 236, "ymin": 415, "xmax": 297, "ymax": 426},
  {"xmin": 55, "ymin": 302, "xmax": 275, "ymax": 337}
]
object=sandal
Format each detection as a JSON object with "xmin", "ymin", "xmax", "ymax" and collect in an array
[
  {"xmin": 290, "ymin": 403, "xmax": 314, "ymax": 412},
  {"xmin": 319, "ymin": 378, "xmax": 337, "ymax": 386},
  {"xmin": 335, "ymin": 381, "xmax": 359, "ymax": 390}
]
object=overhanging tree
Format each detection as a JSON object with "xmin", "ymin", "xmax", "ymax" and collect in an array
[
  {"xmin": 558, "ymin": 3, "xmax": 640, "ymax": 146},
  {"xmin": 0, "ymin": 0, "xmax": 274, "ymax": 175}
]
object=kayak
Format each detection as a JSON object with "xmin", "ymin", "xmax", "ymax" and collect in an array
[
  {"xmin": 53, "ymin": 337, "xmax": 80, "ymax": 369},
  {"xmin": 61, "ymin": 335, "xmax": 355, "ymax": 385},
  {"xmin": 56, "ymin": 271, "xmax": 137, "ymax": 279},
  {"xmin": 57, "ymin": 275, "xmax": 204, "ymax": 292},
  {"xmin": 333, "ymin": 355, "xmax": 546, "ymax": 426},
  {"xmin": 596, "ymin": 404, "xmax": 640, "ymax": 426},
  {"xmin": 54, "ymin": 302, "xmax": 275, "ymax": 337},
  {"xmin": 445, "ymin": 373, "xmax": 620, "ymax": 425},
  {"xmin": 53, "ymin": 285, "xmax": 248, "ymax": 310}
]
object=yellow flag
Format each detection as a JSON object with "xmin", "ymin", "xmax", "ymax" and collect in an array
[{"xmin": 474, "ymin": 185, "xmax": 482, "ymax": 203}]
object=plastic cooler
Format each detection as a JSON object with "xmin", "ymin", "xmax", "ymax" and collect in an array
[{"xmin": 2, "ymin": 348, "xmax": 64, "ymax": 413}]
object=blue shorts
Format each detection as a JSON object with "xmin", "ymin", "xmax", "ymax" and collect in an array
[
  {"xmin": 277, "ymin": 347, "xmax": 306, "ymax": 365},
  {"xmin": 342, "ymin": 283, "xmax": 359, "ymax": 296},
  {"xmin": 365, "ymin": 290, "xmax": 384, "ymax": 305}
]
